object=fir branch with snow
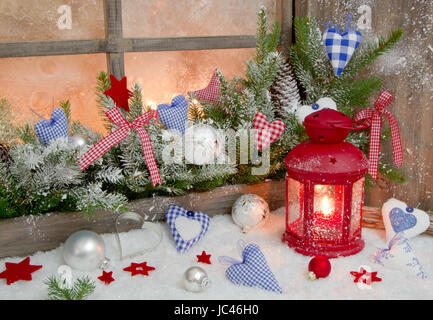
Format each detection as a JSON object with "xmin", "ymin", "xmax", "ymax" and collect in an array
[{"xmin": 45, "ymin": 275, "xmax": 96, "ymax": 300}]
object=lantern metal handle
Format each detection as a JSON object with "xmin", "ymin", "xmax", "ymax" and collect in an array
[{"xmin": 331, "ymin": 120, "xmax": 369, "ymax": 131}]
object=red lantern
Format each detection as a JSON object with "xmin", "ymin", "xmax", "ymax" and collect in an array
[{"xmin": 283, "ymin": 109, "xmax": 369, "ymax": 258}]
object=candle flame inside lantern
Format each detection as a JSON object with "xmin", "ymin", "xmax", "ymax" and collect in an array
[{"xmin": 321, "ymin": 196, "xmax": 333, "ymax": 216}]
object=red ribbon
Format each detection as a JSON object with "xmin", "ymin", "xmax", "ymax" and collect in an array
[
  {"xmin": 354, "ymin": 91, "xmax": 403, "ymax": 180},
  {"xmin": 79, "ymin": 108, "xmax": 161, "ymax": 187}
]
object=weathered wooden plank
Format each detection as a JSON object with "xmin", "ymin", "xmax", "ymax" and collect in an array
[
  {"xmin": 0, "ymin": 35, "xmax": 257, "ymax": 59},
  {"xmin": 294, "ymin": 0, "xmax": 433, "ymax": 211},
  {"xmin": 276, "ymin": 0, "xmax": 293, "ymax": 55},
  {"xmin": 1, "ymin": 178, "xmax": 432, "ymax": 259},
  {"xmin": 104, "ymin": 0, "xmax": 124, "ymax": 80},
  {"xmin": 104, "ymin": 0, "xmax": 123, "ymax": 40},
  {"xmin": 0, "ymin": 180, "xmax": 285, "ymax": 258},
  {"xmin": 124, "ymin": 35, "xmax": 257, "ymax": 52},
  {"xmin": 0, "ymin": 39, "xmax": 107, "ymax": 58}
]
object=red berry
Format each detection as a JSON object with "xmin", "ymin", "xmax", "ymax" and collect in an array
[{"xmin": 308, "ymin": 256, "xmax": 331, "ymax": 279}]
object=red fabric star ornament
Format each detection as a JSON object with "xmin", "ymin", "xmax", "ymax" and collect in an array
[
  {"xmin": 0, "ymin": 257, "xmax": 42, "ymax": 285},
  {"xmin": 196, "ymin": 251, "xmax": 212, "ymax": 264},
  {"xmin": 188, "ymin": 69, "xmax": 222, "ymax": 104},
  {"xmin": 350, "ymin": 268, "xmax": 382, "ymax": 285},
  {"xmin": 104, "ymin": 74, "xmax": 133, "ymax": 112},
  {"xmin": 98, "ymin": 271, "xmax": 115, "ymax": 285},
  {"xmin": 123, "ymin": 262, "xmax": 155, "ymax": 276}
]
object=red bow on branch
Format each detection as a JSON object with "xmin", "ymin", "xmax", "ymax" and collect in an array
[
  {"xmin": 79, "ymin": 108, "xmax": 161, "ymax": 187},
  {"xmin": 354, "ymin": 91, "xmax": 403, "ymax": 180}
]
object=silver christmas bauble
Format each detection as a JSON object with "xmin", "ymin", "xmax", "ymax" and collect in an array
[
  {"xmin": 63, "ymin": 230, "xmax": 108, "ymax": 271},
  {"xmin": 184, "ymin": 124, "xmax": 219, "ymax": 165},
  {"xmin": 183, "ymin": 266, "xmax": 210, "ymax": 292},
  {"xmin": 231, "ymin": 194, "xmax": 270, "ymax": 233},
  {"xmin": 69, "ymin": 135, "xmax": 87, "ymax": 148}
]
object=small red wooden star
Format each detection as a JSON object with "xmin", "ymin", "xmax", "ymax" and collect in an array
[
  {"xmin": 196, "ymin": 251, "xmax": 212, "ymax": 264},
  {"xmin": 104, "ymin": 74, "xmax": 133, "ymax": 112},
  {"xmin": 350, "ymin": 268, "xmax": 382, "ymax": 285},
  {"xmin": 98, "ymin": 271, "xmax": 115, "ymax": 285},
  {"xmin": 123, "ymin": 262, "xmax": 155, "ymax": 276},
  {"xmin": 0, "ymin": 257, "xmax": 42, "ymax": 285}
]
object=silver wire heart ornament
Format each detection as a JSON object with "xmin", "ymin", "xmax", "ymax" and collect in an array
[{"xmin": 115, "ymin": 212, "xmax": 163, "ymax": 260}]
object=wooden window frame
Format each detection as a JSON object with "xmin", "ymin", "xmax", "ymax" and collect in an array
[{"xmin": 0, "ymin": 0, "xmax": 292, "ymax": 80}]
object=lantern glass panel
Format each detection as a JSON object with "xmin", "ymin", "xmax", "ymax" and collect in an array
[
  {"xmin": 312, "ymin": 185, "xmax": 344, "ymax": 242},
  {"xmin": 286, "ymin": 177, "xmax": 304, "ymax": 238},
  {"xmin": 350, "ymin": 178, "xmax": 365, "ymax": 238}
]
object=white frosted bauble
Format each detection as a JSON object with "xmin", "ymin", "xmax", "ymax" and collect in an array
[
  {"xmin": 63, "ymin": 230, "xmax": 108, "ymax": 271},
  {"xmin": 231, "ymin": 194, "xmax": 270, "ymax": 233},
  {"xmin": 184, "ymin": 124, "xmax": 219, "ymax": 165},
  {"xmin": 295, "ymin": 97, "xmax": 337, "ymax": 123},
  {"xmin": 183, "ymin": 266, "xmax": 210, "ymax": 292},
  {"xmin": 69, "ymin": 135, "xmax": 87, "ymax": 148}
]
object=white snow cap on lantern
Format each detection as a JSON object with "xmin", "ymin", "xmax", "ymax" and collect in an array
[{"xmin": 295, "ymin": 97, "xmax": 337, "ymax": 124}]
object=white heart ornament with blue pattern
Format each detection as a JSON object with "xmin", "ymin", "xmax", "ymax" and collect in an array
[
  {"xmin": 165, "ymin": 205, "xmax": 210, "ymax": 253},
  {"xmin": 382, "ymin": 198, "xmax": 430, "ymax": 242},
  {"xmin": 221, "ymin": 242, "xmax": 282, "ymax": 294},
  {"xmin": 34, "ymin": 108, "xmax": 69, "ymax": 146},
  {"xmin": 373, "ymin": 232, "xmax": 428, "ymax": 279},
  {"xmin": 323, "ymin": 14, "xmax": 362, "ymax": 76}
]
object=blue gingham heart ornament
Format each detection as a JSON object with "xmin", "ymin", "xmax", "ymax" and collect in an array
[
  {"xmin": 219, "ymin": 241, "xmax": 282, "ymax": 293},
  {"xmin": 324, "ymin": 13, "xmax": 362, "ymax": 76},
  {"xmin": 157, "ymin": 95, "xmax": 188, "ymax": 134},
  {"xmin": 34, "ymin": 108, "xmax": 69, "ymax": 146},
  {"xmin": 165, "ymin": 205, "xmax": 210, "ymax": 253}
]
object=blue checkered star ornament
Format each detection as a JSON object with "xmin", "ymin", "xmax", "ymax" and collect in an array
[
  {"xmin": 165, "ymin": 205, "xmax": 210, "ymax": 253},
  {"xmin": 157, "ymin": 95, "xmax": 188, "ymax": 134},
  {"xmin": 34, "ymin": 108, "xmax": 69, "ymax": 146},
  {"xmin": 324, "ymin": 13, "xmax": 362, "ymax": 76},
  {"xmin": 219, "ymin": 241, "xmax": 282, "ymax": 294}
]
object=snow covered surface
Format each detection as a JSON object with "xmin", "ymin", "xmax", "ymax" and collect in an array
[{"xmin": 1, "ymin": 208, "xmax": 432, "ymax": 300}]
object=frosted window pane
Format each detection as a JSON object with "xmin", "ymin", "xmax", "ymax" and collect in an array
[
  {"xmin": 286, "ymin": 177, "xmax": 304, "ymax": 238},
  {"xmin": 350, "ymin": 178, "xmax": 364, "ymax": 239},
  {"xmin": 0, "ymin": 0, "xmax": 104, "ymax": 41},
  {"xmin": 124, "ymin": 49, "xmax": 255, "ymax": 106},
  {"xmin": 122, "ymin": 0, "xmax": 277, "ymax": 37},
  {"xmin": 0, "ymin": 54, "xmax": 107, "ymax": 134}
]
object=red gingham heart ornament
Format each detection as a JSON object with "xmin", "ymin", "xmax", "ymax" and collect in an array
[
  {"xmin": 253, "ymin": 112, "xmax": 285, "ymax": 150},
  {"xmin": 188, "ymin": 69, "xmax": 222, "ymax": 104}
]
